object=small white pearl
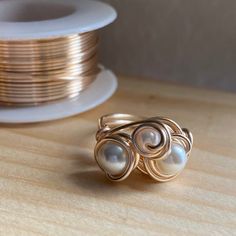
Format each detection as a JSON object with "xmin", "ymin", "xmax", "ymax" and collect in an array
[
  {"xmin": 158, "ymin": 143, "xmax": 187, "ymax": 175},
  {"xmin": 135, "ymin": 127, "xmax": 161, "ymax": 154},
  {"xmin": 97, "ymin": 141, "xmax": 128, "ymax": 176}
]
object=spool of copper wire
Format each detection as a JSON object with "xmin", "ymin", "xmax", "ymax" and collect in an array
[
  {"xmin": 0, "ymin": 0, "xmax": 117, "ymax": 123},
  {"xmin": 0, "ymin": 32, "xmax": 99, "ymax": 106},
  {"xmin": 0, "ymin": 0, "xmax": 117, "ymax": 110}
]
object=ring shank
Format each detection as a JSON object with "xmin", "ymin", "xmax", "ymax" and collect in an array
[{"xmin": 98, "ymin": 113, "xmax": 144, "ymax": 129}]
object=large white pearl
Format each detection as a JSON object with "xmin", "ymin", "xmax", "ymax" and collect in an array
[
  {"xmin": 134, "ymin": 127, "xmax": 161, "ymax": 154},
  {"xmin": 158, "ymin": 143, "xmax": 187, "ymax": 175},
  {"xmin": 97, "ymin": 141, "xmax": 129, "ymax": 176}
]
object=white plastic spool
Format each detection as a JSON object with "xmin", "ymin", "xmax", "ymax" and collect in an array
[{"xmin": 0, "ymin": 0, "xmax": 117, "ymax": 123}]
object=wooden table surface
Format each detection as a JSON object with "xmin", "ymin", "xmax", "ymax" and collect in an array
[{"xmin": 0, "ymin": 76, "xmax": 236, "ymax": 236}]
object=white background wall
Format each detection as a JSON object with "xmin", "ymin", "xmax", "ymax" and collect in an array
[{"xmin": 100, "ymin": 0, "xmax": 236, "ymax": 92}]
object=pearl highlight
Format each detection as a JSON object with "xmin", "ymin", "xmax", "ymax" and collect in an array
[
  {"xmin": 96, "ymin": 141, "xmax": 129, "ymax": 176},
  {"xmin": 134, "ymin": 126, "xmax": 162, "ymax": 154},
  {"xmin": 158, "ymin": 143, "xmax": 187, "ymax": 175}
]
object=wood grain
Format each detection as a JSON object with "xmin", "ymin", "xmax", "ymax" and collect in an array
[{"xmin": 0, "ymin": 76, "xmax": 235, "ymax": 236}]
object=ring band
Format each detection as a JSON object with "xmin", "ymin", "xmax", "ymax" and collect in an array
[{"xmin": 94, "ymin": 113, "xmax": 193, "ymax": 182}]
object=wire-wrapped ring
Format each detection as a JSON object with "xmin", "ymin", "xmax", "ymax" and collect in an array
[{"xmin": 94, "ymin": 113, "xmax": 193, "ymax": 182}]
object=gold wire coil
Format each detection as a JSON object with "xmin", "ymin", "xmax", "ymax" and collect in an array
[{"xmin": 0, "ymin": 31, "xmax": 100, "ymax": 106}]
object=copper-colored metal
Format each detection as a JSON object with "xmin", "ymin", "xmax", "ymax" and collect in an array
[
  {"xmin": 0, "ymin": 31, "xmax": 99, "ymax": 106},
  {"xmin": 95, "ymin": 113, "xmax": 193, "ymax": 182}
]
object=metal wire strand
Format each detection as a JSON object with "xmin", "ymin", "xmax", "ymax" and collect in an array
[{"xmin": 0, "ymin": 31, "xmax": 100, "ymax": 106}]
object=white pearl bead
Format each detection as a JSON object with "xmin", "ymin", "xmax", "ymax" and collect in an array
[
  {"xmin": 97, "ymin": 141, "xmax": 128, "ymax": 176},
  {"xmin": 134, "ymin": 127, "xmax": 161, "ymax": 153},
  {"xmin": 158, "ymin": 143, "xmax": 187, "ymax": 175}
]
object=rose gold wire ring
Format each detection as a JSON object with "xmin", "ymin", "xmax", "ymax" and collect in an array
[{"xmin": 94, "ymin": 113, "xmax": 193, "ymax": 182}]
